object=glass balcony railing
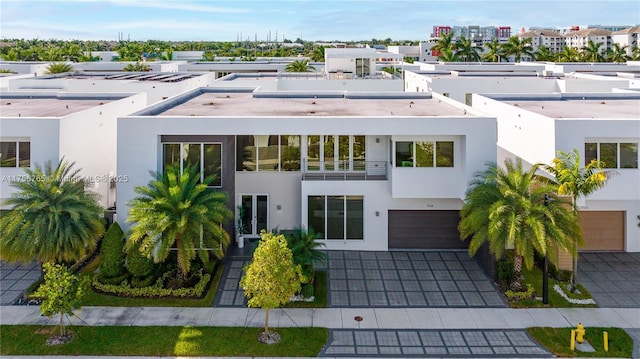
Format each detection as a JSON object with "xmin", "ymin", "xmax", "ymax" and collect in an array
[{"xmin": 301, "ymin": 160, "xmax": 387, "ymax": 180}]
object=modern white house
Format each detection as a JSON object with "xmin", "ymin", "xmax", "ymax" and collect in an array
[
  {"xmin": 116, "ymin": 86, "xmax": 496, "ymax": 252},
  {"xmin": 0, "ymin": 92, "xmax": 147, "ymax": 210},
  {"xmin": 473, "ymin": 92, "xmax": 640, "ymax": 254}
]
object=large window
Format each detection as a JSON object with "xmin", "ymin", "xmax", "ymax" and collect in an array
[
  {"xmin": 0, "ymin": 141, "xmax": 30, "ymax": 168},
  {"xmin": 395, "ymin": 141, "xmax": 454, "ymax": 168},
  {"xmin": 308, "ymin": 195, "xmax": 363, "ymax": 240},
  {"xmin": 305, "ymin": 135, "xmax": 366, "ymax": 171},
  {"xmin": 162, "ymin": 142, "xmax": 222, "ymax": 187},
  {"xmin": 236, "ymin": 135, "xmax": 300, "ymax": 172},
  {"xmin": 585, "ymin": 142, "xmax": 638, "ymax": 169}
]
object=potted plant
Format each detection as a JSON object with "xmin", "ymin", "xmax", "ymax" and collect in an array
[{"xmin": 236, "ymin": 205, "xmax": 245, "ymax": 248}]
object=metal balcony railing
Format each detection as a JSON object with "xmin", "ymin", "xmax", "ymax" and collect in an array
[{"xmin": 301, "ymin": 160, "xmax": 387, "ymax": 181}]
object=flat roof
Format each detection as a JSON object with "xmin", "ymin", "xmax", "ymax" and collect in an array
[
  {"xmin": 505, "ymin": 98, "xmax": 640, "ymax": 119},
  {"xmin": 0, "ymin": 96, "xmax": 116, "ymax": 117},
  {"xmin": 156, "ymin": 91, "xmax": 469, "ymax": 117}
]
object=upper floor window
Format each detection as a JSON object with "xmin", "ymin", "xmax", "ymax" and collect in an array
[
  {"xmin": 0, "ymin": 141, "xmax": 30, "ymax": 168},
  {"xmin": 585, "ymin": 142, "xmax": 638, "ymax": 169},
  {"xmin": 236, "ymin": 135, "xmax": 301, "ymax": 172},
  {"xmin": 395, "ymin": 141, "xmax": 454, "ymax": 168},
  {"xmin": 305, "ymin": 135, "xmax": 366, "ymax": 171},
  {"xmin": 163, "ymin": 142, "xmax": 222, "ymax": 187}
]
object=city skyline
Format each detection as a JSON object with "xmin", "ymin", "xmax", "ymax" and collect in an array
[{"xmin": 1, "ymin": 0, "xmax": 639, "ymax": 42}]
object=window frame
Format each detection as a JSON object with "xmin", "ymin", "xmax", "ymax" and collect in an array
[
  {"xmin": 394, "ymin": 140, "xmax": 455, "ymax": 168},
  {"xmin": 0, "ymin": 141, "xmax": 30, "ymax": 168},
  {"xmin": 162, "ymin": 142, "xmax": 223, "ymax": 187},
  {"xmin": 584, "ymin": 141, "xmax": 639, "ymax": 169},
  {"xmin": 307, "ymin": 195, "xmax": 364, "ymax": 241}
]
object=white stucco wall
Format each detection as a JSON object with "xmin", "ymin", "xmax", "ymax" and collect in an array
[{"xmin": 276, "ymin": 79, "xmax": 402, "ymax": 91}]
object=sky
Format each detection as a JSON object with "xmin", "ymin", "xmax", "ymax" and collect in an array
[{"xmin": 1, "ymin": 0, "xmax": 639, "ymax": 42}]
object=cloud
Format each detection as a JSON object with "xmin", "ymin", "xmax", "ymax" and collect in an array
[{"xmin": 108, "ymin": 0, "xmax": 249, "ymax": 14}]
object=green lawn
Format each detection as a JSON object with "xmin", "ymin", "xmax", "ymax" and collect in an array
[
  {"xmin": 528, "ymin": 327, "xmax": 633, "ymax": 358},
  {"xmin": 509, "ymin": 266, "xmax": 597, "ymax": 308},
  {"xmin": 78, "ymin": 259, "xmax": 224, "ymax": 307},
  {"xmin": 0, "ymin": 325, "xmax": 328, "ymax": 357},
  {"xmin": 286, "ymin": 271, "xmax": 327, "ymax": 308}
]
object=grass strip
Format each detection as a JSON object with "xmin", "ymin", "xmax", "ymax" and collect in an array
[
  {"xmin": 510, "ymin": 266, "xmax": 596, "ymax": 308},
  {"xmin": 0, "ymin": 325, "xmax": 328, "ymax": 357},
  {"xmin": 528, "ymin": 327, "xmax": 633, "ymax": 358}
]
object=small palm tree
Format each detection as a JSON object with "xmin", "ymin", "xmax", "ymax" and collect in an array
[
  {"xmin": 123, "ymin": 62, "xmax": 151, "ymax": 72},
  {"xmin": 0, "ymin": 159, "xmax": 104, "ymax": 264},
  {"xmin": 285, "ymin": 227, "xmax": 327, "ymax": 283},
  {"xmin": 311, "ymin": 46, "xmax": 325, "ymax": 62},
  {"xmin": 459, "ymin": 159, "xmax": 580, "ymax": 291},
  {"xmin": 285, "ymin": 59, "xmax": 315, "ymax": 72},
  {"xmin": 431, "ymin": 32, "xmax": 455, "ymax": 60},
  {"xmin": 45, "ymin": 62, "xmax": 73, "ymax": 74},
  {"xmin": 543, "ymin": 149, "xmax": 614, "ymax": 287},
  {"xmin": 502, "ymin": 37, "xmax": 535, "ymax": 62},
  {"xmin": 127, "ymin": 165, "xmax": 232, "ymax": 277}
]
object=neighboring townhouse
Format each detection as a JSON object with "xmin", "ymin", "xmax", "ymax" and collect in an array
[
  {"xmin": 565, "ymin": 28, "xmax": 612, "ymax": 54},
  {"xmin": 72, "ymin": 61, "xmax": 182, "ymax": 73},
  {"xmin": 7, "ymin": 72, "xmax": 216, "ymax": 104},
  {"xmin": 519, "ymin": 29, "xmax": 565, "ymax": 54},
  {"xmin": 473, "ymin": 92, "xmax": 640, "ymax": 255},
  {"xmin": 611, "ymin": 26, "xmax": 640, "ymax": 57},
  {"xmin": 0, "ymin": 92, "xmax": 147, "ymax": 211},
  {"xmin": 324, "ymin": 48, "xmax": 403, "ymax": 80},
  {"xmin": 116, "ymin": 86, "xmax": 496, "ymax": 252}
]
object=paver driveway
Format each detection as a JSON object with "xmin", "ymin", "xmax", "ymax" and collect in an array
[
  {"xmin": 0, "ymin": 261, "xmax": 40, "ymax": 305},
  {"xmin": 579, "ymin": 252, "xmax": 640, "ymax": 308},
  {"xmin": 215, "ymin": 250, "xmax": 507, "ymax": 308}
]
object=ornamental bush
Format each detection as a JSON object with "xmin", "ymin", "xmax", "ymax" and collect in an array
[
  {"xmin": 99, "ymin": 222, "xmax": 125, "ymax": 278},
  {"xmin": 125, "ymin": 240, "xmax": 154, "ymax": 278},
  {"xmin": 92, "ymin": 272, "xmax": 210, "ymax": 298}
]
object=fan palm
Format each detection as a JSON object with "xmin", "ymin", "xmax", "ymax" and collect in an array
[
  {"xmin": 285, "ymin": 59, "xmax": 315, "ymax": 72},
  {"xmin": 0, "ymin": 159, "xmax": 104, "ymax": 264},
  {"xmin": 502, "ymin": 37, "xmax": 535, "ymax": 62},
  {"xmin": 459, "ymin": 158, "xmax": 580, "ymax": 291},
  {"xmin": 543, "ymin": 149, "xmax": 613, "ymax": 287},
  {"xmin": 45, "ymin": 62, "xmax": 73, "ymax": 74},
  {"xmin": 285, "ymin": 227, "xmax": 327, "ymax": 283},
  {"xmin": 127, "ymin": 165, "xmax": 232, "ymax": 277}
]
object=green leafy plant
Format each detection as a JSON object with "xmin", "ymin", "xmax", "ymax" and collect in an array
[
  {"xmin": 93, "ymin": 272, "xmax": 210, "ymax": 298},
  {"xmin": 505, "ymin": 284, "xmax": 535, "ymax": 302},
  {"xmin": 285, "ymin": 227, "xmax": 327, "ymax": 284},
  {"xmin": 45, "ymin": 62, "xmax": 73, "ymax": 74},
  {"xmin": 123, "ymin": 62, "xmax": 151, "ymax": 72},
  {"xmin": 100, "ymin": 222, "xmax": 125, "ymax": 279},
  {"xmin": 34, "ymin": 263, "xmax": 86, "ymax": 338},
  {"xmin": 240, "ymin": 232, "xmax": 303, "ymax": 341},
  {"xmin": 125, "ymin": 240, "xmax": 155, "ymax": 278}
]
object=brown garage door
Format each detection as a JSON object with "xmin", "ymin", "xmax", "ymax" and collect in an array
[
  {"xmin": 388, "ymin": 210, "xmax": 467, "ymax": 249},
  {"xmin": 579, "ymin": 211, "xmax": 624, "ymax": 251}
]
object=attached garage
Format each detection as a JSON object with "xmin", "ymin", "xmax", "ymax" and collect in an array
[
  {"xmin": 579, "ymin": 211, "xmax": 625, "ymax": 251},
  {"xmin": 388, "ymin": 210, "xmax": 467, "ymax": 249}
]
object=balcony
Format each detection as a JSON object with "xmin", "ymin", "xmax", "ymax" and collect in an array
[{"xmin": 301, "ymin": 160, "xmax": 387, "ymax": 181}]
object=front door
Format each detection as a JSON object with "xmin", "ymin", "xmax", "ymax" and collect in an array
[{"xmin": 240, "ymin": 194, "xmax": 269, "ymax": 238}]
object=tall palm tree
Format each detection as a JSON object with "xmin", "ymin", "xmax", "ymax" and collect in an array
[
  {"xmin": 534, "ymin": 45, "xmax": 555, "ymax": 62},
  {"xmin": 459, "ymin": 158, "xmax": 580, "ymax": 291},
  {"xmin": 556, "ymin": 46, "xmax": 580, "ymax": 62},
  {"xmin": 606, "ymin": 43, "xmax": 629, "ymax": 63},
  {"xmin": 502, "ymin": 36, "xmax": 535, "ymax": 62},
  {"xmin": 455, "ymin": 36, "xmax": 481, "ymax": 62},
  {"xmin": 581, "ymin": 40, "xmax": 605, "ymax": 62},
  {"xmin": 45, "ymin": 62, "xmax": 73, "ymax": 74},
  {"xmin": 0, "ymin": 159, "xmax": 105, "ymax": 264},
  {"xmin": 482, "ymin": 38, "xmax": 504, "ymax": 62},
  {"xmin": 285, "ymin": 59, "xmax": 315, "ymax": 72},
  {"xmin": 543, "ymin": 149, "xmax": 613, "ymax": 287},
  {"xmin": 127, "ymin": 165, "xmax": 232, "ymax": 277},
  {"xmin": 431, "ymin": 32, "xmax": 455, "ymax": 60}
]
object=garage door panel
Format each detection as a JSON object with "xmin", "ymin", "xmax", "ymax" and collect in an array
[
  {"xmin": 389, "ymin": 210, "xmax": 466, "ymax": 249},
  {"xmin": 579, "ymin": 211, "xmax": 624, "ymax": 251}
]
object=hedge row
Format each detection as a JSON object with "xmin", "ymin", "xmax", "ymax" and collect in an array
[{"xmin": 92, "ymin": 272, "xmax": 211, "ymax": 298}]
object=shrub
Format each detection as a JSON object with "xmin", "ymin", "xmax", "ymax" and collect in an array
[
  {"xmin": 92, "ymin": 272, "xmax": 210, "ymax": 298},
  {"xmin": 301, "ymin": 283, "xmax": 314, "ymax": 299},
  {"xmin": 505, "ymin": 284, "xmax": 535, "ymax": 302},
  {"xmin": 125, "ymin": 241, "xmax": 154, "ymax": 277},
  {"xmin": 97, "ymin": 272, "xmax": 130, "ymax": 285},
  {"xmin": 497, "ymin": 257, "xmax": 514, "ymax": 284},
  {"xmin": 130, "ymin": 275, "xmax": 156, "ymax": 288},
  {"xmin": 100, "ymin": 222, "xmax": 125, "ymax": 278}
]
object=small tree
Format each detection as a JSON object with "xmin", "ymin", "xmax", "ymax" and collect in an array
[
  {"xmin": 34, "ymin": 263, "xmax": 85, "ymax": 339},
  {"xmin": 240, "ymin": 232, "xmax": 303, "ymax": 343},
  {"xmin": 99, "ymin": 222, "xmax": 125, "ymax": 278}
]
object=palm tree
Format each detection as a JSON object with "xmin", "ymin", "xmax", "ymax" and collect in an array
[
  {"xmin": 123, "ymin": 62, "xmax": 151, "ymax": 72},
  {"xmin": 543, "ymin": 149, "xmax": 613, "ymax": 288},
  {"xmin": 556, "ymin": 46, "xmax": 580, "ymax": 62},
  {"xmin": 285, "ymin": 227, "xmax": 327, "ymax": 283},
  {"xmin": 455, "ymin": 36, "xmax": 481, "ymax": 62},
  {"xmin": 438, "ymin": 48, "xmax": 460, "ymax": 62},
  {"xmin": 482, "ymin": 39, "xmax": 504, "ymax": 62},
  {"xmin": 431, "ymin": 32, "xmax": 455, "ymax": 60},
  {"xmin": 45, "ymin": 62, "xmax": 73, "ymax": 74},
  {"xmin": 285, "ymin": 59, "xmax": 315, "ymax": 72},
  {"xmin": 311, "ymin": 45, "xmax": 325, "ymax": 62},
  {"xmin": 127, "ymin": 165, "xmax": 232, "ymax": 277},
  {"xmin": 0, "ymin": 159, "xmax": 105, "ymax": 264},
  {"xmin": 631, "ymin": 46, "xmax": 640, "ymax": 61},
  {"xmin": 606, "ymin": 43, "xmax": 629, "ymax": 63},
  {"xmin": 502, "ymin": 36, "xmax": 535, "ymax": 62},
  {"xmin": 459, "ymin": 158, "xmax": 580, "ymax": 291},
  {"xmin": 534, "ymin": 45, "xmax": 555, "ymax": 62},
  {"xmin": 581, "ymin": 40, "xmax": 605, "ymax": 62}
]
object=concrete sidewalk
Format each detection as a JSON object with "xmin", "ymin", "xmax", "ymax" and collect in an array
[{"xmin": 2, "ymin": 306, "xmax": 638, "ymax": 329}]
